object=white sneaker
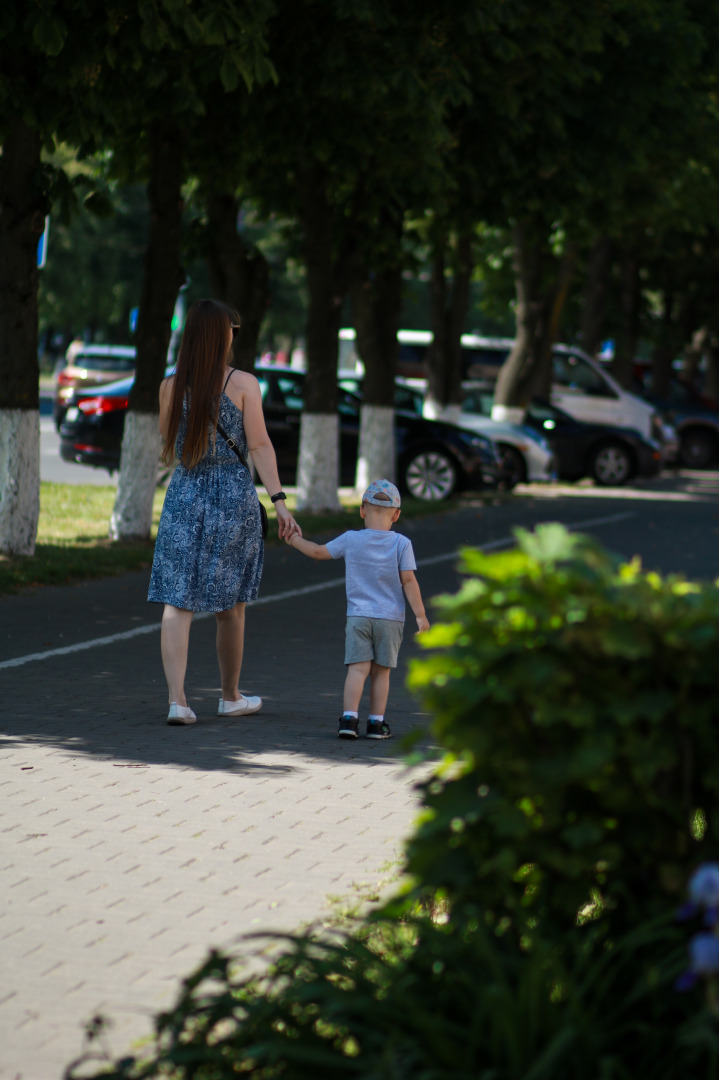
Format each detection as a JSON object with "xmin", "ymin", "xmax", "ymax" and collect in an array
[
  {"xmin": 217, "ymin": 695, "xmax": 263, "ymax": 717},
  {"xmin": 167, "ymin": 702, "xmax": 197, "ymax": 726}
]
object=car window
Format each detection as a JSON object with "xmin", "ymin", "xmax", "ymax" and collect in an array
[
  {"xmin": 256, "ymin": 375, "xmax": 269, "ymax": 402},
  {"xmin": 275, "ymin": 376, "xmax": 305, "ymax": 410},
  {"xmin": 552, "ymin": 353, "xmax": 612, "ymax": 396},
  {"xmin": 463, "ymin": 348, "xmax": 510, "ymax": 379},
  {"xmin": 394, "ymin": 386, "xmax": 423, "ymax": 414},
  {"xmin": 635, "ymin": 369, "xmax": 693, "ymax": 405},
  {"xmin": 526, "ymin": 400, "xmax": 560, "ymax": 422},
  {"xmin": 462, "ymin": 389, "xmax": 494, "ymax": 416}
]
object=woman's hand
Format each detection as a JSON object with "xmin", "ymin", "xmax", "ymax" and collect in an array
[{"xmin": 275, "ymin": 502, "xmax": 302, "ymax": 541}]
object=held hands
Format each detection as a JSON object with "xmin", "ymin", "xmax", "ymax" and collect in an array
[{"xmin": 275, "ymin": 502, "xmax": 302, "ymax": 542}]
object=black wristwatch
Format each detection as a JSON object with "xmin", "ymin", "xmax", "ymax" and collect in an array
[{"xmin": 270, "ymin": 491, "xmax": 287, "ymax": 503}]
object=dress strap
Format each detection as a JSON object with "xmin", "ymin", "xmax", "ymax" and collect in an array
[{"xmin": 222, "ymin": 369, "xmax": 235, "ymax": 393}]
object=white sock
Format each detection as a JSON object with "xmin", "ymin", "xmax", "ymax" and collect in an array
[
  {"xmin": 342, "ymin": 710, "xmax": 358, "ymax": 719},
  {"xmin": 368, "ymin": 714, "xmax": 383, "ymax": 722}
]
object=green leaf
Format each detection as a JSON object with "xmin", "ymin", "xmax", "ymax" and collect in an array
[
  {"xmin": 220, "ymin": 51, "xmax": 240, "ymax": 92},
  {"xmin": 32, "ymin": 13, "xmax": 66, "ymax": 56}
]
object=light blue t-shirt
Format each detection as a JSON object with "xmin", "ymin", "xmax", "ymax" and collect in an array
[{"xmin": 325, "ymin": 529, "xmax": 417, "ymax": 622}]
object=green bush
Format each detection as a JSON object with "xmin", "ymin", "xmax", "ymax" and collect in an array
[
  {"xmin": 68, "ymin": 917, "xmax": 718, "ymax": 1079},
  {"xmin": 405, "ymin": 524, "xmax": 719, "ymax": 938},
  {"xmin": 68, "ymin": 526, "xmax": 719, "ymax": 1079}
]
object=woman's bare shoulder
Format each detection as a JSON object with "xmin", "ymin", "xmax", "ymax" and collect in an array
[
  {"xmin": 225, "ymin": 366, "xmax": 259, "ymax": 389},
  {"xmin": 159, "ymin": 373, "xmax": 175, "ymax": 399},
  {"xmin": 224, "ymin": 367, "xmax": 261, "ymax": 403}
]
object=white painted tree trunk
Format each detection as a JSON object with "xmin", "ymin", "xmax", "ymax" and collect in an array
[
  {"xmin": 296, "ymin": 412, "xmax": 341, "ymax": 512},
  {"xmin": 0, "ymin": 409, "xmax": 39, "ymax": 555},
  {"xmin": 491, "ymin": 403, "xmax": 526, "ymax": 424},
  {"xmin": 423, "ymin": 397, "xmax": 462, "ymax": 425},
  {"xmin": 355, "ymin": 404, "xmax": 395, "ymax": 491},
  {"xmin": 109, "ymin": 412, "xmax": 162, "ymax": 540}
]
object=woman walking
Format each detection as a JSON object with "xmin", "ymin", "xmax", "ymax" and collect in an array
[{"xmin": 148, "ymin": 299, "xmax": 300, "ymax": 725}]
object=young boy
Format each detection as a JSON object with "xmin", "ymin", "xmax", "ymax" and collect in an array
[{"xmin": 285, "ymin": 479, "xmax": 430, "ymax": 739}]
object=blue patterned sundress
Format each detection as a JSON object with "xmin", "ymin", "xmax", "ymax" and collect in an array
[{"xmin": 148, "ymin": 391, "xmax": 264, "ymax": 611}]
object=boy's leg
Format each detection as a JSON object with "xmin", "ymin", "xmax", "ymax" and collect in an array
[
  {"xmin": 368, "ymin": 662, "xmax": 391, "ymax": 716},
  {"xmin": 343, "ymin": 661, "xmax": 371, "ymax": 713},
  {"xmin": 339, "ymin": 661, "xmax": 371, "ymax": 739},
  {"xmin": 367, "ymin": 662, "xmax": 392, "ymax": 739},
  {"xmin": 365, "ymin": 617, "xmax": 403, "ymax": 739}
]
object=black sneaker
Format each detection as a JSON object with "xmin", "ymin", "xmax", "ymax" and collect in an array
[
  {"xmin": 366, "ymin": 720, "xmax": 392, "ymax": 739},
  {"xmin": 338, "ymin": 715, "xmax": 359, "ymax": 739}
]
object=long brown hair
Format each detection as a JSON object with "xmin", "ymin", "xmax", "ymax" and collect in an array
[{"xmin": 161, "ymin": 299, "xmax": 239, "ymax": 469}]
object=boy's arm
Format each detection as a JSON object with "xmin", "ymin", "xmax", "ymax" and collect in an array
[
  {"xmin": 287, "ymin": 534, "xmax": 333, "ymax": 560},
  {"xmin": 400, "ymin": 569, "xmax": 430, "ymax": 632}
]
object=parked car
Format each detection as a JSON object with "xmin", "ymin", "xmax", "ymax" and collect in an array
[
  {"xmin": 632, "ymin": 366, "xmax": 719, "ymax": 468},
  {"xmin": 522, "ymin": 398, "xmax": 663, "ymax": 485},
  {"xmin": 338, "ymin": 374, "xmax": 555, "ymax": 489},
  {"xmin": 54, "ymin": 343, "xmax": 136, "ymax": 428},
  {"xmin": 452, "ymin": 381, "xmax": 662, "ymax": 485},
  {"xmin": 60, "ymin": 366, "xmax": 502, "ymax": 500},
  {"xmin": 339, "ymin": 329, "xmax": 670, "ymax": 446}
]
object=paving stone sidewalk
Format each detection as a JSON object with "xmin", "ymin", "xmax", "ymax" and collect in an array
[{"xmin": 0, "ymin": 511, "xmax": 479, "ymax": 1080}]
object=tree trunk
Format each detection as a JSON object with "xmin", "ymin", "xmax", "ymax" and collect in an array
[
  {"xmin": 296, "ymin": 171, "xmax": 347, "ymax": 512},
  {"xmin": 0, "ymin": 121, "xmax": 46, "ymax": 555},
  {"xmin": 425, "ymin": 229, "xmax": 473, "ymax": 423},
  {"xmin": 493, "ymin": 224, "xmax": 575, "ymax": 420},
  {"xmin": 350, "ymin": 257, "xmax": 403, "ymax": 488},
  {"xmin": 611, "ymin": 253, "xmax": 641, "ymax": 389},
  {"xmin": 204, "ymin": 191, "xmax": 270, "ymax": 372},
  {"xmin": 705, "ymin": 339, "xmax": 719, "ymax": 403},
  {"xmin": 579, "ymin": 234, "xmax": 612, "ymax": 357},
  {"xmin": 682, "ymin": 326, "xmax": 709, "ymax": 388},
  {"xmin": 652, "ymin": 290, "xmax": 680, "ymax": 400},
  {"xmin": 110, "ymin": 121, "xmax": 185, "ymax": 540}
]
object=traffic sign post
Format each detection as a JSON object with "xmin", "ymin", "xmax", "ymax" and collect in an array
[{"xmin": 37, "ymin": 217, "xmax": 50, "ymax": 269}]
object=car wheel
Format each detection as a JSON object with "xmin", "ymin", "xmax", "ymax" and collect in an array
[
  {"xmin": 497, "ymin": 444, "xmax": 526, "ymax": 490},
  {"xmin": 679, "ymin": 427, "xmax": 718, "ymax": 468},
  {"xmin": 402, "ymin": 449, "xmax": 458, "ymax": 500},
  {"xmin": 589, "ymin": 441, "xmax": 633, "ymax": 486}
]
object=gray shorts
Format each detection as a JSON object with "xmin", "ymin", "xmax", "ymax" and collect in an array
[{"xmin": 344, "ymin": 616, "xmax": 404, "ymax": 668}]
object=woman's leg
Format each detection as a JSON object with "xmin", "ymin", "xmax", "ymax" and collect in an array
[
  {"xmin": 343, "ymin": 661, "xmax": 371, "ymax": 713},
  {"xmin": 368, "ymin": 663, "xmax": 391, "ymax": 716},
  {"xmin": 215, "ymin": 601, "xmax": 246, "ymax": 700},
  {"xmin": 161, "ymin": 605, "xmax": 194, "ymax": 705}
]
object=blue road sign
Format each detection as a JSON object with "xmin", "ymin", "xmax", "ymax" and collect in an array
[{"xmin": 37, "ymin": 217, "xmax": 49, "ymax": 269}]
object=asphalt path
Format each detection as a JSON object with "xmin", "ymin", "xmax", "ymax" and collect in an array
[{"xmin": 1, "ymin": 472, "xmax": 718, "ymax": 1077}]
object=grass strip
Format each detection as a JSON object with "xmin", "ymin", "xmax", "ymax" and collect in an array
[{"xmin": 0, "ymin": 482, "xmax": 465, "ymax": 596}]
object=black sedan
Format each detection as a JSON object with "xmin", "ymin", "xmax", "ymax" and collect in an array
[
  {"xmin": 523, "ymin": 398, "xmax": 662, "ymax": 485},
  {"xmin": 60, "ymin": 366, "xmax": 502, "ymax": 500}
]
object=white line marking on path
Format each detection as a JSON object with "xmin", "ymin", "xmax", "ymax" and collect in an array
[{"xmin": 0, "ymin": 510, "xmax": 635, "ymax": 671}]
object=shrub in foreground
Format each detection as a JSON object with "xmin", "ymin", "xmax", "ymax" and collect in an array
[
  {"xmin": 68, "ymin": 915, "xmax": 718, "ymax": 1079},
  {"xmin": 405, "ymin": 524, "xmax": 719, "ymax": 939}
]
